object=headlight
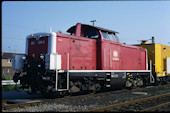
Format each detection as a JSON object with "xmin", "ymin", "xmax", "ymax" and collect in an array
[
  {"xmin": 22, "ymin": 56, "xmax": 26, "ymax": 60},
  {"xmin": 40, "ymin": 54, "xmax": 44, "ymax": 59}
]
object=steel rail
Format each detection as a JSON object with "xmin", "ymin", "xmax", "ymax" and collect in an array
[
  {"xmin": 140, "ymin": 102, "xmax": 170, "ymax": 112},
  {"xmin": 88, "ymin": 93, "xmax": 170, "ymax": 112}
]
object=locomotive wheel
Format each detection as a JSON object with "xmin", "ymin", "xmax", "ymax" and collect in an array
[
  {"xmin": 126, "ymin": 78, "xmax": 144, "ymax": 89},
  {"xmin": 136, "ymin": 78, "xmax": 144, "ymax": 87},
  {"xmin": 125, "ymin": 80, "xmax": 133, "ymax": 88},
  {"xmin": 90, "ymin": 83, "xmax": 101, "ymax": 94},
  {"xmin": 95, "ymin": 83, "xmax": 101, "ymax": 92}
]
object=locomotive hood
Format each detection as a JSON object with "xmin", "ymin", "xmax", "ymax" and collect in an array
[
  {"xmin": 25, "ymin": 32, "xmax": 57, "ymax": 62},
  {"xmin": 25, "ymin": 32, "xmax": 57, "ymax": 55}
]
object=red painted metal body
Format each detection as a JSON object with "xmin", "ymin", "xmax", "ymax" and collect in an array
[
  {"xmin": 56, "ymin": 34, "xmax": 146, "ymax": 70},
  {"xmin": 27, "ymin": 23, "xmax": 147, "ymax": 71},
  {"xmin": 57, "ymin": 33, "xmax": 97, "ymax": 70},
  {"xmin": 28, "ymin": 37, "xmax": 48, "ymax": 61}
]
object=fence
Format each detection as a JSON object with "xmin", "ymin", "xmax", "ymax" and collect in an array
[{"xmin": 2, "ymin": 80, "xmax": 20, "ymax": 86}]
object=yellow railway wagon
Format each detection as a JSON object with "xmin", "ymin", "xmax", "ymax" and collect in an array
[{"xmin": 136, "ymin": 41, "xmax": 170, "ymax": 78}]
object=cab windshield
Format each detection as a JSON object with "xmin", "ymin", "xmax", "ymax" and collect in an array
[{"xmin": 101, "ymin": 31, "xmax": 119, "ymax": 42}]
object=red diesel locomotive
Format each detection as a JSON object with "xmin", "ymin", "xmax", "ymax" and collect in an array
[{"xmin": 12, "ymin": 23, "xmax": 154, "ymax": 95}]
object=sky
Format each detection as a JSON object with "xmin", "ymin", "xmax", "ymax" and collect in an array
[{"xmin": 2, "ymin": 1, "xmax": 170, "ymax": 53}]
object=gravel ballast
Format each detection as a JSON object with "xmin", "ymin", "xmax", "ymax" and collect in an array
[{"xmin": 3, "ymin": 84, "xmax": 170, "ymax": 112}]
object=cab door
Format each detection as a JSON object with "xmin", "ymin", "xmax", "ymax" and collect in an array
[{"xmin": 100, "ymin": 31, "xmax": 121, "ymax": 70}]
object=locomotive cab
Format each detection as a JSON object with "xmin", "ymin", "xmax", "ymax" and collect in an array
[{"xmin": 67, "ymin": 23, "xmax": 120, "ymax": 42}]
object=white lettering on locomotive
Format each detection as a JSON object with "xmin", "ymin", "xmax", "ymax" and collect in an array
[
  {"xmin": 58, "ymin": 39, "xmax": 62, "ymax": 41},
  {"xmin": 113, "ymin": 57, "xmax": 119, "ymax": 61},
  {"xmin": 31, "ymin": 42, "xmax": 35, "ymax": 45},
  {"xmin": 38, "ymin": 40, "xmax": 45, "ymax": 45}
]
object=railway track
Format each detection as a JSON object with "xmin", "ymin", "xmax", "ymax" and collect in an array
[
  {"xmin": 141, "ymin": 102, "xmax": 170, "ymax": 112},
  {"xmin": 88, "ymin": 93, "xmax": 170, "ymax": 112},
  {"xmin": 2, "ymin": 100, "xmax": 43, "ymax": 110},
  {"xmin": 2, "ymin": 92, "xmax": 95, "ymax": 110},
  {"xmin": 2, "ymin": 83, "xmax": 170, "ymax": 111},
  {"xmin": 2, "ymin": 87, "xmax": 149, "ymax": 110}
]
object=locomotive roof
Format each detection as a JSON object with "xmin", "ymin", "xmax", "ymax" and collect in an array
[{"xmin": 67, "ymin": 23, "xmax": 119, "ymax": 34}]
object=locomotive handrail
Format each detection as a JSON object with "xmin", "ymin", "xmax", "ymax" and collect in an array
[
  {"xmin": 55, "ymin": 52, "xmax": 70, "ymax": 91},
  {"xmin": 150, "ymin": 60, "xmax": 155, "ymax": 83},
  {"xmin": 67, "ymin": 53, "xmax": 70, "ymax": 90}
]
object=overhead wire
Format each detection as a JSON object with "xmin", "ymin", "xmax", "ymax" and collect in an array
[
  {"xmin": 2, "ymin": 23, "xmax": 47, "ymax": 40},
  {"xmin": 3, "ymin": 23, "xmax": 44, "ymax": 31},
  {"xmin": 2, "ymin": 24, "xmax": 44, "ymax": 53},
  {"xmin": 2, "ymin": 36, "xmax": 25, "ymax": 40}
]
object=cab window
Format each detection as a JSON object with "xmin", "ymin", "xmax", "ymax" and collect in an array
[
  {"xmin": 101, "ymin": 31, "xmax": 109, "ymax": 40},
  {"xmin": 84, "ymin": 28, "xmax": 99, "ymax": 39},
  {"xmin": 113, "ymin": 34, "xmax": 119, "ymax": 42},
  {"xmin": 102, "ymin": 31, "xmax": 119, "ymax": 42},
  {"xmin": 108, "ymin": 33, "xmax": 119, "ymax": 42},
  {"xmin": 108, "ymin": 33, "xmax": 115, "ymax": 41}
]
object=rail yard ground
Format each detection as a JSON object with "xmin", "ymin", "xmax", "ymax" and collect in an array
[{"xmin": 2, "ymin": 83, "xmax": 170, "ymax": 112}]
